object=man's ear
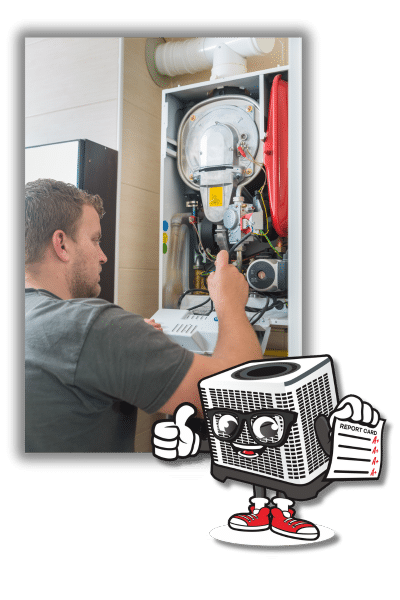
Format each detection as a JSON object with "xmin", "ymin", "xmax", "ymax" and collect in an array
[{"xmin": 52, "ymin": 230, "xmax": 70, "ymax": 262}]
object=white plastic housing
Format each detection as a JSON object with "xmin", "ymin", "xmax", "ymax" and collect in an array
[{"xmin": 154, "ymin": 39, "xmax": 302, "ymax": 356}]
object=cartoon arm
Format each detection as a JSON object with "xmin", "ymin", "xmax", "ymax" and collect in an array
[
  {"xmin": 315, "ymin": 395, "xmax": 380, "ymax": 456},
  {"xmin": 152, "ymin": 403, "xmax": 201, "ymax": 461}
]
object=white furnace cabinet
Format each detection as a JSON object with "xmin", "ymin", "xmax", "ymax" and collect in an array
[{"xmin": 152, "ymin": 39, "xmax": 302, "ymax": 358}]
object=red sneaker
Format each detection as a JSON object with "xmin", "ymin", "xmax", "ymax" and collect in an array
[
  {"xmin": 270, "ymin": 508, "xmax": 319, "ymax": 540},
  {"xmin": 229, "ymin": 504, "xmax": 270, "ymax": 531}
]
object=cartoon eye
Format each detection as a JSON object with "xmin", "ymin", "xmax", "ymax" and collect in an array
[
  {"xmin": 213, "ymin": 414, "xmax": 239, "ymax": 438},
  {"xmin": 252, "ymin": 416, "xmax": 281, "ymax": 442}
]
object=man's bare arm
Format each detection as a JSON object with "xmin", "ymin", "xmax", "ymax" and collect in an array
[{"xmin": 160, "ymin": 250, "xmax": 263, "ymax": 416}]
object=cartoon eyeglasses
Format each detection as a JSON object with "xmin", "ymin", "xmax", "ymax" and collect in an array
[{"xmin": 206, "ymin": 408, "xmax": 298, "ymax": 448}]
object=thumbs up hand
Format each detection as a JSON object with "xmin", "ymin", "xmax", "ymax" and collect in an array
[{"xmin": 152, "ymin": 403, "xmax": 200, "ymax": 461}]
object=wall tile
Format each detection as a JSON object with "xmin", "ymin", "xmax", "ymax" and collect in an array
[
  {"xmin": 25, "ymin": 100, "xmax": 119, "ymax": 150},
  {"xmin": 134, "ymin": 428, "xmax": 152, "ymax": 452},
  {"xmin": 135, "ymin": 409, "xmax": 165, "ymax": 436},
  {"xmin": 120, "ymin": 100, "xmax": 161, "ymax": 193},
  {"xmin": 123, "ymin": 38, "xmax": 163, "ymax": 117},
  {"xmin": 118, "ymin": 267, "xmax": 159, "ymax": 318},
  {"xmin": 119, "ymin": 183, "xmax": 160, "ymax": 271},
  {"xmin": 25, "ymin": 38, "xmax": 46, "ymax": 45},
  {"xmin": 25, "ymin": 38, "xmax": 119, "ymax": 117}
]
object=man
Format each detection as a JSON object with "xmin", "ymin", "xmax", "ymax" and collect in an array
[{"xmin": 25, "ymin": 179, "xmax": 263, "ymax": 452}]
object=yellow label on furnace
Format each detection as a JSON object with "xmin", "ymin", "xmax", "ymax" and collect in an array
[{"xmin": 209, "ymin": 187, "xmax": 223, "ymax": 207}]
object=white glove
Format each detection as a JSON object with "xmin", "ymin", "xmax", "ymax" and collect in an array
[
  {"xmin": 152, "ymin": 403, "xmax": 201, "ymax": 461},
  {"xmin": 329, "ymin": 394, "xmax": 380, "ymax": 428}
]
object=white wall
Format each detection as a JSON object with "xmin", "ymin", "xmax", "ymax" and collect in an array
[{"xmin": 25, "ymin": 37, "xmax": 120, "ymax": 150}]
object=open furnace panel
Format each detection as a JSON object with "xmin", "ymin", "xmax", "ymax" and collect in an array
[{"xmin": 152, "ymin": 44, "xmax": 302, "ymax": 357}]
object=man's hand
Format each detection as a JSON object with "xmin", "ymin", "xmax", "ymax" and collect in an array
[
  {"xmin": 144, "ymin": 318, "xmax": 163, "ymax": 332},
  {"xmin": 207, "ymin": 250, "xmax": 249, "ymax": 315},
  {"xmin": 152, "ymin": 403, "xmax": 200, "ymax": 461}
]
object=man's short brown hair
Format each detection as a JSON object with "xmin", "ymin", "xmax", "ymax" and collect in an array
[{"xmin": 25, "ymin": 179, "xmax": 105, "ymax": 265}]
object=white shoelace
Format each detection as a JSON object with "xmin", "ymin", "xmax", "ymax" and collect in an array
[
  {"xmin": 244, "ymin": 513, "xmax": 258, "ymax": 521},
  {"xmin": 284, "ymin": 517, "xmax": 302, "ymax": 528}
]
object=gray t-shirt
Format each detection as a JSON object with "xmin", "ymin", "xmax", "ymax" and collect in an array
[{"xmin": 25, "ymin": 289, "xmax": 194, "ymax": 452}]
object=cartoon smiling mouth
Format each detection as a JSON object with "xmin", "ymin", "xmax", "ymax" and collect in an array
[{"xmin": 232, "ymin": 443, "xmax": 265, "ymax": 459}]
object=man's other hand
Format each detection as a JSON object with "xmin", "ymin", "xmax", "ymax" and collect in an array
[{"xmin": 144, "ymin": 318, "xmax": 163, "ymax": 332}]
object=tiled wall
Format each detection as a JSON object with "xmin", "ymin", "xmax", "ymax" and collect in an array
[
  {"xmin": 119, "ymin": 38, "xmax": 164, "ymax": 451},
  {"xmin": 118, "ymin": 38, "xmax": 162, "ymax": 320}
]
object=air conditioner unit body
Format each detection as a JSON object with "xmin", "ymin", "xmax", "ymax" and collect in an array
[{"xmin": 199, "ymin": 355, "xmax": 338, "ymax": 500}]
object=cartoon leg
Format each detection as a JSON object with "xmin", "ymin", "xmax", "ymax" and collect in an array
[
  {"xmin": 270, "ymin": 496, "xmax": 320, "ymax": 541},
  {"xmin": 228, "ymin": 485, "xmax": 272, "ymax": 532}
]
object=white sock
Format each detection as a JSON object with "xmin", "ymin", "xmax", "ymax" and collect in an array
[
  {"xmin": 250, "ymin": 497, "xmax": 270, "ymax": 514},
  {"xmin": 272, "ymin": 497, "xmax": 294, "ymax": 517}
]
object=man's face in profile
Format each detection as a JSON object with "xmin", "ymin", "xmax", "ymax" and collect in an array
[{"xmin": 68, "ymin": 205, "xmax": 107, "ymax": 298}]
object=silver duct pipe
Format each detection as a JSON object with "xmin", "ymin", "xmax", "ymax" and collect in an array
[{"xmin": 163, "ymin": 212, "xmax": 192, "ymax": 308}]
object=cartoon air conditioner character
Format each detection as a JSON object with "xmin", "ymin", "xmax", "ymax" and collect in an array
[{"xmin": 152, "ymin": 355, "xmax": 383, "ymax": 542}]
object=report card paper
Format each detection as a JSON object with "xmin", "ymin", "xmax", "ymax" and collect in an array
[{"xmin": 326, "ymin": 418, "xmax": 385, "ymax": 480}]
